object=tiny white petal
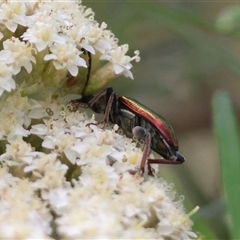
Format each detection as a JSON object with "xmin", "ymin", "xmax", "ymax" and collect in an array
[{"xmin": 64, "ymin": 149, "xmax": 77, "ymax": 164}]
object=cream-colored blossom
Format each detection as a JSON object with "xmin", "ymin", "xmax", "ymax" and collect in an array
[
  {"xmin": 0, "ymin": 1, "xmax": 198, "ymax": 239},
  {"xmin": 100, "ymin": 45, "xmax": 140, "ymax": 79},
  {"xmin": 0, "ymin": 93, "xmax": 31, "ymax": 140},
  {"xmin": 0, "ymin": 37, "xmax": 36, "ymax": 74},
  {"xmin": 44, "ymin": 43, "xmax": 87, "ymax": 76},
  {"xmin": 0, "ymin": 92, "xmax": 197, "ymax": 238},
  {"xmin": 0, "ymin": 2, "xmax": 27, "ymax": 32},
  {"xmin": 0, "ymin": 60, "xmax": 15, "ymax": 96},
  {"xmin": 0, "ymin": 169, "xmax": 52, "ymax": 239},
  {"xmin": 22, "ymin": 21, "xmax": 66, "ymax": 52},
  {"xmin": 0, "ymin": 0, "xmax": 139, "ymax": 97}
]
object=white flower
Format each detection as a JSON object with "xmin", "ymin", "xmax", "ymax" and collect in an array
[
  {"xmin": 0, "ymin": 93, "xmax": 197, "ymax": 238},
  {"xmin": 0, "ymin": 37, "xmax": 36, "ymax": 74},
  {"xmin": 30, "ymin": 154, "xmax": 69, "ymax": 191},
  {"xmin": 0, "ymin": 139, "xmax": 34, "ymax": 169},
  {"xmin": 28, "ymin": 95, "xmax": 63, "ymax": 120},
  {"xmin": 0, "ymin": 0, "xmax": 139, "ymax": 96},
  {"xmin": 0, "ymin": 61, "xmax": 15, "ymax": 96},
  {"xmin": 22, "ymin": 21, "xmax": 66, "ymax": 52},
  {"xmin": 0, "ymin": 2, "xmax": 27, "ymax": 32},
  {"xmin": 0, "ymin": 169, "xmax": 52, "ymax": 239},
  {"xmin": 0, "ymin": 92, "xmax": 32, "ymax": 140},
  {"xmin": 100, "ymin": 45, "xmax": 140, "ymax": 79},
  {"xmin": 80, "ymin": 163, "xmax": 119, "ymax": 190},
  {"xmin": 44, "ymin": 43, "xmax": 87, "ymax": 76},
  {"xmin": 0, "ymin": 1, "xmax": 197, "ymax": 239}
]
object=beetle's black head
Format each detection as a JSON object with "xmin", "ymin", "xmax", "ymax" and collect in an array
[
  {"xmin": 175, "ymin": 151, "xmax": 185, "ymax": 163},
  {"xmin": 73, "ymin": 87, "xmax": 117, "ymax": 116},
  {"xmin": 78, "ymin": 95, "xmax": 93, "ymax": 104},
  {"xmin": 163, "ymin": 142, "xmax": 185, "ymax": 163}
]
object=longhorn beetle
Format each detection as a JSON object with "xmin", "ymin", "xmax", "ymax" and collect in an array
[{"xmin": 70, "ymin": 87, "xmax": 185, "ymax": 174}]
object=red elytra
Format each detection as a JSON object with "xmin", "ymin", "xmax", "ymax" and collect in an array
[{"xmin": 119, "ymin": 96, "xmax": 178, "ymax": 150}]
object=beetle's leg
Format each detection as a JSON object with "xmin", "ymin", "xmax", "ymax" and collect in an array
[
  {"xmin": 147, "ymin": 164, "xmax": 155, "ymax": 176},
  {"xmin": 132, "ymin": 126, "xmax": 151, "ymax": 174},
  {"xmin": 70, "ymin": 88, "xmax": 105, "ymax": 109},
  {"xmin": 132, "ymin": 126, "xmax": 184, "ymax": 175},
  {"xmin": 81, "ymin": 50, "xmax": 92, "ymax": 96},
  {"xmin": 100, "ymin": 91, "xmax": 114, "ymax": 123},
  {"xmin": 85, "ymin": 92, "xmax": 115, "ymax": 128},
  {"xmin": 66, "ymin": 49, "xmax": 92, "ymax": 95},
  {"xmin": 147, "ymin": 158, "xmax": 183, "ymax": 164}
]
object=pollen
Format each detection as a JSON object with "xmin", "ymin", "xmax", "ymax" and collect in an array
[
  {"xmin": 92, "ymin": 146, "xmax": 105, "ymax": 157},
  {"xmin": 129, "ymin": 153, "xmax": 139, "ymax": 165}
]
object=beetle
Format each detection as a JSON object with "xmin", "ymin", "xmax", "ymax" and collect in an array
[{"xmin": 70, "ymin": 87, "xmax": 185, "ymax": 174}]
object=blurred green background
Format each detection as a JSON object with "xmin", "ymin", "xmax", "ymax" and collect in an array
[{"xmin": 86, "ymin": 1, "xmax": 240, "ymax": 239}]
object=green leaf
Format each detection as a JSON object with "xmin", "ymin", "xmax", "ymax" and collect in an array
[{"xmin": 212, "ymin": 91, "xmax": 240, "ymax": 239}]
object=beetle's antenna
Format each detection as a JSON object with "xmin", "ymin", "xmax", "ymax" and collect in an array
[{"xmin": 81, "ymin": 49, "xmax": 92, "ymax": 96}]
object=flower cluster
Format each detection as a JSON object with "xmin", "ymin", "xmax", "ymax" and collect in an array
[
  {"xmin": 0, "ymin": 93, "xmax": 198, "ymax": 238},
  {"xmin": 0, "ymin": 1, "xmax": 140, "ymax": 98},
  {"xmin": 0, "ymin": 0, "xmax": 198, "ymax": 239}
]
